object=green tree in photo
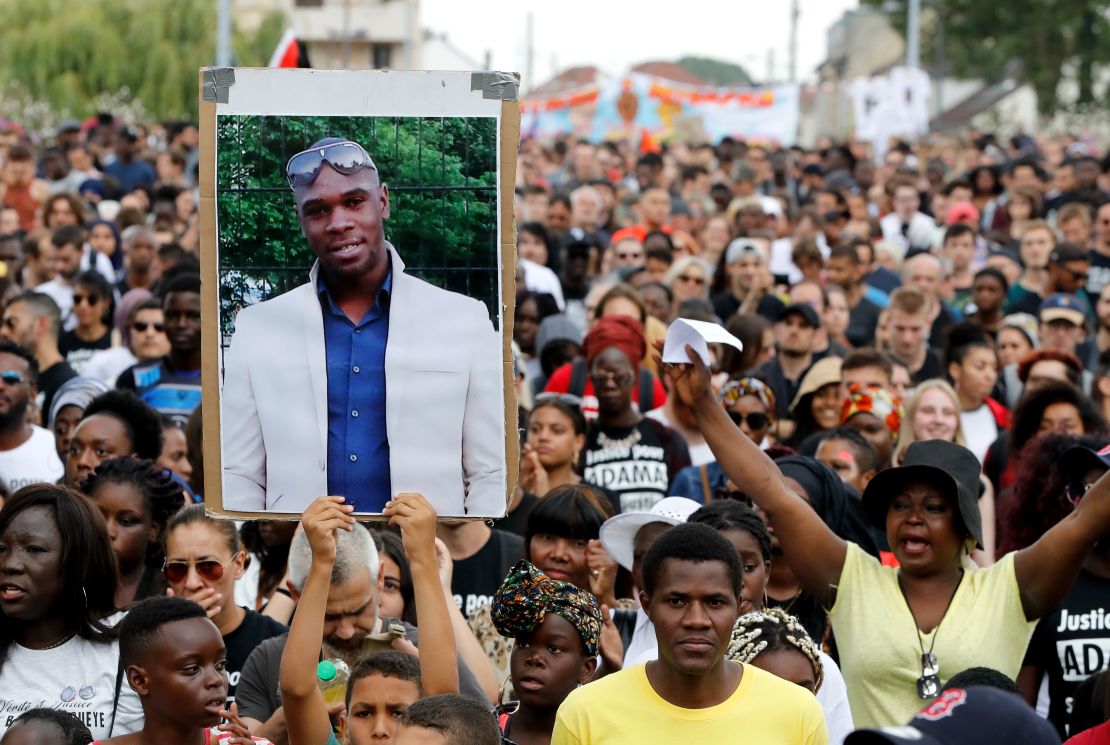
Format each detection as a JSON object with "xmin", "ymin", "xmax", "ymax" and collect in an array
[{"xmin": 216, "ymin": 115, "xmax": 499, "ymax": 342}]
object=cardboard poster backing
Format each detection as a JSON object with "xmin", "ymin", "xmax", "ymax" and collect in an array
[{"xmin": 198, "ymin": 68, "xmax": 520, "ymax": 522}]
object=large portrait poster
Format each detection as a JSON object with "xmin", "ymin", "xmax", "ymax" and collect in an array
[{"xmin": 198, "ymin": 68, "xmax": 520, "ymax": 519}]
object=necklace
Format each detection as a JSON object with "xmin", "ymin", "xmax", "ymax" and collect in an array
[
  {"xmin": 897, "ymin": 571, "xmax": 963, "ymax": 700},
  {"xmin": 596, "ymin": 427, "xmax": 641, "ymax": 450},
  {"xmin": 31, "ymin": 634, "xmax": 75, "ymax": 651}
]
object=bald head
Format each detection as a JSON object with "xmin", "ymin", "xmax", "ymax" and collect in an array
[{"xmin": 903, "ymin": 252, "xmax": 944, "ymax": 298}]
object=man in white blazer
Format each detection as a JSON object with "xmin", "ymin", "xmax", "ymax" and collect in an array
[{"xmin": 221, "ymin": 137, "xmax": 506, "ymax": 516}]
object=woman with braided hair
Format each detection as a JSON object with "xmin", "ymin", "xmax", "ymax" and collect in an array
[
  {"xmin": 728, "ymin": 607, "xmax": 825, "ymax": 693},
  {"xmin": 80, "ymin": 456, "xmax": 187, "ymax": 607},
  {"xmin": 690, "ymin": 499, "xmax": 855, "ymax": 745},
  {"xmin": 491, "ymin": 561, "xmax": 602, "ymax": 745}
]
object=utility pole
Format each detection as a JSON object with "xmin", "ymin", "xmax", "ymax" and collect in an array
[
  {"xmin": 906, "ymin": 0, "xmax": 921, "ymax": 68},
  {"xmin": 525, "ymin": 12, "xmax": 534, "ymax": 90},
  {"xmin": 216, "ymin": 0, "xmax": 232, "ymax": 67},
  {"xmin": 788, "ymin": 0, "xmax": 799, "ymax": 83}
]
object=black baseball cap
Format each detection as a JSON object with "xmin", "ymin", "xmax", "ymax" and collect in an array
[
  {"xmin": 861, "ymin": 440, "xmax": 983, "ymax": 548},
  {"xmin": 1060, "ymin": 444, "xmax": 1110, "ymax": 475},
  {"xmin": 778, "ymin": 303, "xmax": 821, "ymax": 329},
  {"xmin": 845, "ymin": 686, "xmax": 1060, "ymax": 745}
]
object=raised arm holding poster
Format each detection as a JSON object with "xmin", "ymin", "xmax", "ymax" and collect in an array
[{"xmin": 198, "ymin": 68, "xmax": 520, "ymax": 519}]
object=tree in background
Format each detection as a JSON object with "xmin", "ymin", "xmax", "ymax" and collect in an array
[
  {"xmin": 215, "ymin": 115, "xmax": 499, "ymax": 342},
  {"xmin": 0, "ymin": 0, "xmax": 285, "ymax": 124},
  {"xmin": 863, "ymin": 0, "xmax": 1110, "ymax": 117}
]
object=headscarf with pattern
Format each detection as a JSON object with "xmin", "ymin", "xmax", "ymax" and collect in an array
[
  {"xmin": 840, "ymin": 383, "xmax": 903, "ymax": 443},
  {"xmin": 490, "ymin": 561, "xmax": 603, "ymax": 657},
  {"xmin": 718, "ymin": 377, "xmax": 776, "ymax": 423}
]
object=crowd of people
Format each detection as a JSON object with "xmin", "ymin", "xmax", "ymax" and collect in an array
[{"xmin": 0, "ymin": 113, "xmax": 1109, "ymax": 745}]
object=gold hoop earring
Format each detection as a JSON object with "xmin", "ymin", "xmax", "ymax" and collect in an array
[{"xmin": 498, "ymin": 675, "xmax": 513, "ymax": 706}]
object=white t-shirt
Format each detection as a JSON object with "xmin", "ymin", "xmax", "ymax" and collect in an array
[
  {"xmin": 83, "ymin": 347, "xmax": 138, "ymax": 387},
  {"xmin": 0, "ymin": 632, "xmax": 143, "ymax": 738},
  {"xmin": 520, "ymin": 258, "xmax": 566, "ymax": 310},
  {"xmin": 646, "ymin": 408, "xmax": 713, "ymax": 466},
  {"xmin": 960, "ymin": 404, "xmax": 998, "ymax": 464},
  {"xmin": 622, "ymin": 607, "xmax": 658, "ymax": 668},
  {"xmin": 817, "ymin": 650, "xmax": 855, "ymax": 745},
  {"xmin": 0, "ymin": 425, "xmax": 64, "ymax": 493}
]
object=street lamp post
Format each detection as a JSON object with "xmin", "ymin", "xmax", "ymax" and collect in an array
[{"xmin": 906, "ymin": 0, "xmax": 921, "ymax": 68}]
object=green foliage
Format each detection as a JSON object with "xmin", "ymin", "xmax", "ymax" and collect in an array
[
  {"xmin": 676, "ymin": 57, "xmax": 754, "ymax": 87},
  {"xmin": 216, "ymin": 115, "xmax": 499, "ymax": 341},
  {"xmin": 861, "ymin": 0, "xmax": 1110, "ymax": 116},
  {"xmin": 0, "ymin": 0, "xmax": 286, "ymax": 122}
]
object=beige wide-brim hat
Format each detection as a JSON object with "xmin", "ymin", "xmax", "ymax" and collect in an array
[{"xmin": 789, "ymin": 356, "xmax": 842, "ymax": 412}]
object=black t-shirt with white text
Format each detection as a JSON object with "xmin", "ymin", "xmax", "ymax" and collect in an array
[
  {"xmin": 583, "ymin": 418, "xmax": 691, "ymax": 513},
  {"xmin": 1024, "ymin": 568, "xmax": 1110, "ymax": 737},
  {"xmin": 450, "ymin": 529, "xmax": 523, "ymax": 619}
]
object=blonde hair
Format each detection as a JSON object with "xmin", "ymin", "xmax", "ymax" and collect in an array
[{"xmin": 892, "ymin": 379, "xmax": 967, "ymax": 465}]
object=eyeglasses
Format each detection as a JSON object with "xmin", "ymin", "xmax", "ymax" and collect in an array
[
  {"xmin": 73, "ymin": 293, "xmax": 100, "ymax": 306},
  {"xmin": 1066, "ymin": 480, "xmax": 1094, "ymax": 505},
  {"xmin": 1064, "ymin": 267, "xmax": 1089, "ymax": 283},
  {"xmin": 677, "ymin": 274, "xmax": 706, "ymax": 286},
  {"xmin": 0, "ymin": 370, "xmax": 25, "ymax": 385},
  {"xmin": 590, "ymin": 370, "xmax": 634, "ymax": 387},
  {"xmin": 131, "ymin": 321, "xmax": 165, "ymax": 333},
  {"xmin": 162, "ymin": 556, "xmax": 237, "ymax": 584},
  {"xmin": 286, "ymin": 141, "xmax": 375, "ymax": 188},
  {"xmin": 728, "ymin": 411, "xmax": 769, "ymax": 430},
  {"xmin": 917, "ymin": 652, "xmax": 941, "ymax": 699}
]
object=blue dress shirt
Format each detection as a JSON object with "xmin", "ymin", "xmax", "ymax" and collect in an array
[{"xmin": 319, "ymin": 270, "xmax": 392, "ymax": 512}]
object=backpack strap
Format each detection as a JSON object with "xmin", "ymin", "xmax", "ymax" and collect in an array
[
  {"xmin": 108, "ymin": 654, "xmax": 124, "ymax": 737},
  {"xmin": 699, "ymin": 464, "xmax": 713, "ymax": 504},
  {"xmin": 637, "ymin": 369, "xmax": 654, "ymax": 411},
  {"xmin": 568, "ymin": 358, "xmax": 588, "ymax": 398}
]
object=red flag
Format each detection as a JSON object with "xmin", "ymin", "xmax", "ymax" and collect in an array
[{"xmin": 268, "ymin": 29, "xmax": 301, "ymax": 68}]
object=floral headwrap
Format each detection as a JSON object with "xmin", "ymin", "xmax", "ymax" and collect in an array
[
  {"xmin": 718, "ymin": 377, "xmax": 776, "ymax": 422},
  {"xmin": 491, "ymin": 561, "xmax": 603, "ymax": 657},
  {"xmin": 841, "ymin": 383, "xmax": 903, "ymax": 443}
]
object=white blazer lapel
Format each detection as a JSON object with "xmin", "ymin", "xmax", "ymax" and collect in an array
[
  {"xmin": 384, "ymin": 245, "xmax": 407, "ymax": 450},
  {"xmin": 304, "ymin": 263, "xmax": 329, "ymax": 451}
]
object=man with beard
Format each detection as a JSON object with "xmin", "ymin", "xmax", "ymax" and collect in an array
[
  {"xmin": 117, "ymin": 273, "xmax": 202, "ymax": 427},
  {"xmin": 235, "ymin": 519, "xmax": 487, "ymax": 744},
  {"xmin": 0, "ymin": 291, "xmax": 76, "ymax": 418},
  {"xmin": 0, "ymin": 340, "xmax": 63, "ymax": 491},
  {"xmin": 114, "ymin": 226, "xmax": 160, "ymax": 294},
  {"xmin": 757, "ymin": 304, "xmax": 819, "ymax": 422}
]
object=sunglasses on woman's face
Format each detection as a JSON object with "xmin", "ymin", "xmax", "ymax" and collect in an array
[
  {"xmin": 73, "ymin": 293, "xmax": 100, "ymax": 306},
  {"xmin": 131, "ymin": 321, "xmax": 165, "ymax": 333},
  {"xmin": 728, "ymin": 411, "xmax": 769, "ymax": 430},
  {"xmin": 162, "ymin": 557, "xmax": 235, "ymax": 584}
]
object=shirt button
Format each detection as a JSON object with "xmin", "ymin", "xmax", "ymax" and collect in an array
[
  {"xmin": 349, "ymin": 454, "xmax": 358, "ymax": 463},
  {"xmin": 355, "ymin": 329, "xmax": 361, "ymax": 334},
  {"xmin": 352, "ymin": 366, "xmax": 360, "ymax": 373},
  {"xmin": 352, "ymin": 410, "xmax": 359, "ymax": 418}
]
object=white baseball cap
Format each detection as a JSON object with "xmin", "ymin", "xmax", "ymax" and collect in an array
[{"xmin": 599, "ymin": 497, "xmax": 702, "ymax": 571}]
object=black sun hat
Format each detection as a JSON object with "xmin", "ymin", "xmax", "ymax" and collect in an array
[{"xmin": 860, "ymin": 440, "xmax": 983, "ymax": 548}]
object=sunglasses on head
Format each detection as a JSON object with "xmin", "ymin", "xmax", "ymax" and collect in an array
[
  {"xmin": 162, "ymin": 556, "xmax": 236, "ymax": 584},
  {"xmin": 131, "ymin": 321, "xmax": 164, "ymax": 333},
  {"xmin": 73, "ymin": 293, "xmax": 100, "ymax": 306},
  {"xmin": 0, "ymin": 370, "xmax": 25, "ymax": 385},
  {"xmin": 728, "ymin": 411, "xmax": 769, "ymax": 430},
  {"xmin": 286, "ymin": 141, "xmax": 376, "ymax": 188}
]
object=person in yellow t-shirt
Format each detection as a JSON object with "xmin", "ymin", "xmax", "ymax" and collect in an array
[
  {"xmin": 661, "ymin": 342, "xmax": 1110, "ymax": 729},
  {"xmin": 551, "ymin": 523, "xmax": 828, "ymax": 745}
]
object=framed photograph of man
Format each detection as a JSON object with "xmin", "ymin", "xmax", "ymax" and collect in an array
[{"xmin": 198, "ymin": 68, "xmax": 520, "ymax": 519}]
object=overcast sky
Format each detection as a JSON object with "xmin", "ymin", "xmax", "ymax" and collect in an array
[{"xmin": 421, "ymin": 0, "xmax": 861, "ymax": 89}]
